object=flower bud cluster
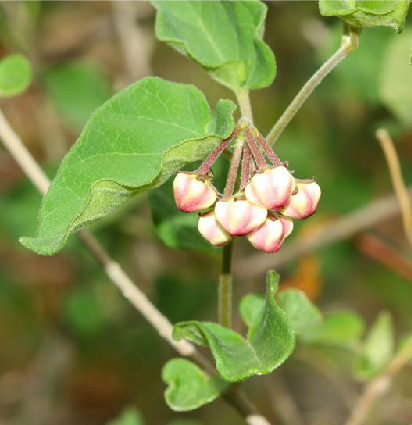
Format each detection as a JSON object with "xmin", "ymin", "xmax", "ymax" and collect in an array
[{"xmin": 172, "ymin": 124, "xmax": 321, "ymax": 253}]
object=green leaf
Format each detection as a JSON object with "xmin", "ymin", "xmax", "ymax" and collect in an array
[
  {"xmin": 0, "ymin": 53, "xmax": 32, "ymax": 97},
  {"xmin": 20, "ymin": 77, "xmax": 236, "ymax": 255},
  {"xmin": 43, "ymin": 62, "xmax": 112, "ymax": 130},
  {"xmin": 163, "ymin": 358, "xmax": 229, "ymax": 411},
  {"xmin": 107, "ymin": 407, "xmax": 144, "ymax": 425},
  {"xmin": 319, "ymin": 0, "xmax": 410, "ymax": 32},
  {"xmin": 355, "ymin": 311, "xmax": 394, "ymax": 380},
  {"xmin": 301, "ymin": 311, "xmax": 365, "ymax": 348},
  {"xmin": 379, "ymin": 28, "xmax": 412, "ymax": 127},
  {"xmin": 240, "ymin": 287, "xmax": 322, "ymax": 337},
  {"xmin": 278, "ymin": 290, "xmax": 323, "ymax": 336},
  {"xmin": 173, "ymin": 271, "xmax": 295, "ymax": 382},
  {"xmin": 153, "ymin": 0, "xmax": 276, "ymax": 92}
]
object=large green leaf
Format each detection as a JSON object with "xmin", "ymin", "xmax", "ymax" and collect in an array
[
  {"xmin": 173, "ymin": 271, "xmax": 295, "ymax": 382},
  {"xmin": 153, "ymin": 0, "xmax": 275, "ymax": 92},
  {"xmin": 20, "ymin": 77, "xmax": 236, "ymax": 255},
  {"xmin": 0, "ymin": 53, "xmax": 32, "ymax": 97},
  {"xmin": 163, "ymin": 358, "xmax": 229, "ymax": 411},
  {"xmin": 354, "ymin": 311, "xmax": 394, "ymax": 380},
  {"xmin": 319, "ymin": 0, "xmax": 410, "ymax": 32},
  {"xmin": 379, "ymin": 29, "xmax": 412, "ymax": 127},
  {"xmin": 43, "ymin": 62, "xmax": 112, "ymax": 130}
]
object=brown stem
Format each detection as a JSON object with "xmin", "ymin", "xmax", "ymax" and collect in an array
[
  {"xmin": 240, "ymin": 143, "xmax": 252, "ymax": 191},
  {"xmin": 222, "ymin": 136, "xmax": 245, "ymax": 200},
  {"xmin": 254, "ymin": 132, "xmax": 282, "ymax": 166},
  {"xmin": 197, "ymin": 126, "xmax": 241, "ymax": 177},
  {"xmin": 244, "ymin": 127, "xmax": 266, "ymax": 170}
]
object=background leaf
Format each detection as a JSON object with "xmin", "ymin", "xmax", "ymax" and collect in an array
[
  {"xmin": 106, "ymin": 407, "xmax": 144, "ymax": 425},
  {"xmin": 300, "ymin": 311, "xmax": 365, "ymax": 348},
  {"xmin": 0, "ymin": 53, "xmax": 32, "ymax": 97},
  {"xmin": 354, "ymin": 311, "xmax": 394, "ymax": 380},
  {"xmin": 162, "ymin": 358, "xmax": 229, "ymax": 412},
  {"xmin": 153, "ymin": 0, "xmax": 275, "ymax": 92},
  {"xmin": 43, "ymin": 61, "xmax": 112, "ymax": 130},
  {"xmin": 319, "ymin": 0, "xmax": 410, "ymax": 32},
  {"xmin": 379, "ymin": 28, "xmax": 412, "ymax": 127},
  {"xmin": 173, "ymin": 271, "xmax": 295, "ymax": 382},
  {"xmin": 20, "ymin": 77, "xmax": 236, "ymax": 255}
]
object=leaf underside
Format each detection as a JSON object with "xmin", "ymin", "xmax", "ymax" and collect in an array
[{"xmin": 21, "ymin": 77, "xmax": 236, "ymax": 255}]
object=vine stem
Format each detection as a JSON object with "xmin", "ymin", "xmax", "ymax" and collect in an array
[
  {"xmin": 0, "ymin": 108, "xmax": 272, "ymax": 425},
  {"xmin": 219, "ymin": 243, "xmax": 233, "ymax": 328},
  {"xmin": 266, "ymin": 29, "xmax": 359, "ymax": 146}
]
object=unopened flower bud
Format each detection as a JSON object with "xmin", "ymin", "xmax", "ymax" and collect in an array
[
  {"xmin": 282, "ymin": 181, "xmax": 321, "ymax": 220},
  {"xmin": 215, "ymin": 199, "xmax": 267, "ymax": 236},
  {"xmin": 247, "ymin": 216, "xmax": 293, "ymax": 253},
  {"xmin": 173, "ymin": 172, "xmax": 217, "ymax": 213},
  {"xmin": 198, "ymin": 212, "xmax": 232, "ymax": 246},
  {"xmin": 245, "ymin": 166, "xmax": 295, "ymax": 211}
]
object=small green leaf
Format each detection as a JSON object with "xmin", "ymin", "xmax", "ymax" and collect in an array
[
  {"xmin": 355, "ymin": 311, "xmax": 394, "ymax": 380},
  {"xmin": 43, "ymin": 62, "xmax": 112, "ymax": 130},
  {"xmin": 153, "ymin": 0, "xmax": 276, "ymax": 92},
  {"xmin": 0, "ymin": 53, "xmax": 32, "ymax": 97},
  {"xmin": 173, "ymin": 271, "xmax": 295, "ymax": 382},
  {"xmin": 107, "ymin": 407, "xmax": 144, "ymax": 425},
  {"xmin": 240, "ymin": 288, "xmax": 322, "ymax": 336},
  {"xmin": 319, "ymin": 0, "xmax": 410, "ymax": 32},
  {"xmin": 20, "ymin": 77, "xmax": 236, "ymax": 255},
  {"xmin": 163, "ymin": 358, "xmax": 229, "ymax": 411},
  {"xmin": 278, "ymin": 290, "xmax": 323, "ymax": 335},
  {"xmin": 301, "ymin": 311, "xmax": 365, "ymax": 348},
  {"xmin": 379, "ymin": 29, "xmax": 412, "ymax": 127}
]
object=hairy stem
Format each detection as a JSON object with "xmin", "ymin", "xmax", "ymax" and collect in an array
[
  {"xmin": 240, "ymin": 143, "xmax": 252, "ymax": 191},
  {"xmin": 266, "ymin": 29, "xmax": 359, "ymax": 146},
  {"xmin": 245, "ymin": 127, "xmax": 267, "ymax": 170},
  {"xmin": 223, "ymin": 136, "xmax": 245, "ymax": 199},
  {"xmin": 219, "ymin": 243, "xmax": 233, "ymax": 328},
  {"xmin": 237, "ymin": 89, "xmax": 253, "ymax": 121},
  {"xmin": 0, "ymin": 108, "xmax": 272, "ymax": 425},
  {"xmin": 197, "ymin": 126, "xmax": 241, "ymax": 177}
]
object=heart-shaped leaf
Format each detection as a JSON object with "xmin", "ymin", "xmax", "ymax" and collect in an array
[
  {"xmin": 163, "ymin": 358, "xmax": 229, "ymax": 411},
  {"xmin": 319, "ymin": 0, "xmax": 410, "ymax": 33},
  {"xmin": 240, "ymin": 288, "xmax": 322, "ymax": 336},
  {"xmin": 20, "ymin": 77, "xmax": 236, "ymax": 255},
  {"xmin": 173, "ymin": 271, "xmax": 295, "ymax": 382},
  {"xmin": 0, "ymin": 53, "xmax": 32, "ymax": 97},
  {"xmin": 153, "ymin": 0, "xmax": 276, "ymax": 92},
  {"xmin": 354, "ymin": 311, "xmax": 394, "ymax": 380}
]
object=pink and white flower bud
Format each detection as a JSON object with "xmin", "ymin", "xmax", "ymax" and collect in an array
[
  {"xmin": 247, "ymin": 216, "xmax": 293, "ymax": 253},
  {"xmin": 198, "ymin": 212, "xmax": 232, "ymax": 246},
  {"xmin": 282, "ymin": 181, "xmax": 321, "ymax": 220},
  {"xmin": 173, "ymin": 172, "xmax": 217, "ymax": 213},
  {"xmin": 245, "ymin": 166, "xmax": 295, "ymax": 211},
  {"xmin": 215, "ymin": 199, "xmax": 267, "ymax": 236}
]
